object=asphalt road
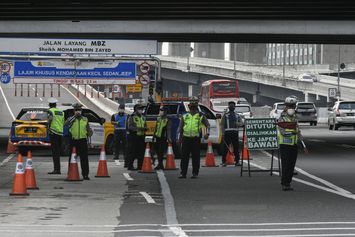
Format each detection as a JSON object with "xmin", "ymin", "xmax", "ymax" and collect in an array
[{"xmin": 0, "ymin": 124, "xmax": 355, "ymax": 236}]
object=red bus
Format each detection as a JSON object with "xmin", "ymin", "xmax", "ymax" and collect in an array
[{"xmin": 200, "ymin": 79, "xmax": 240, "ymax": 113}]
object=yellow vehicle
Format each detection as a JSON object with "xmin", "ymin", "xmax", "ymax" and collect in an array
[{"xmin": 11, "ymin": 106, "xmax": 115, "ymax": 155}]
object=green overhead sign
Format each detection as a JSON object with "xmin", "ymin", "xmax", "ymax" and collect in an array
[{"xmin": 245, "ymin": 118, "xmax": 278, "ymax": 150}]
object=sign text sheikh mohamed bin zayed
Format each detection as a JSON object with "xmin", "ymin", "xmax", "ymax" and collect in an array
[
  {"xmin": 13, "ymin": 61, "xmax": 136, "ymax": 85},
  {"xmin": 245, "ymin": 118, "xmax": 279, "ymax": 150}
]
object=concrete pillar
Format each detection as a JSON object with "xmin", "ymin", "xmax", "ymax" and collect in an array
[
  {"xmin": 224, "ymin": 43, "xmax": 230, "ymax": 61},
  {"xmin": 168, "ymin": 42, "xmax": 190, "ymax": 57},
  {"xmin": 188, "ymin": 85, "xmax": 193, "ymax": 97},
  {"xmin": 193, "ymin": 43, "xmax": 224, "ymax": 59},
  {"xmin": 304, "ymin": 92, "xmax": 309, "ymax": 102}
]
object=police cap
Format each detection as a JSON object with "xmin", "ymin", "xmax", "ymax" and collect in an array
[
  {"xmin": 47, "ymin": 98, "xmax": 58, "ymax": 104},
  {"xmin": 72, "ymin": 103, "xmax": 83, "ymax": 110}
]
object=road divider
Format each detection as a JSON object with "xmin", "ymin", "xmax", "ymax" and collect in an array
[{"xmin": 139, "ymin": 191, "xmax": 156, "ymax": 204}]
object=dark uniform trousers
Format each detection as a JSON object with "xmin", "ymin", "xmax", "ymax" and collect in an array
[
  {"xmin": 222, "ymin": 131, "xmax": 240, "ymax": 164},
  {"xmin": 68, "ymin": 138, "xmax": 89, "ymax": 177},
  {"xmin": 128, "ymin": 133, "xmax": 145, "ymax": 170},
  {"xmin": 181, "ymin": 136, "xmax": 201, "ymax": 176},
  {"xmin": 114, "ymin": 130, "xmax": 127, "ymax": 162},
  {"xmin": 155, "ymin": 137, "xmax": 167, "ymax": 167},
  {"xmin": 280, "ymin": 144, "xmax": 298, "ymax": 186},
  {"xmin": 50, "ymin": 133, "xmax": 62, "ymax": 172}
]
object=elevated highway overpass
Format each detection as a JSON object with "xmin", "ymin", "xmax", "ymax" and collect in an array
[{"xmin": 159, "ymin": 56, "xmax": 355, "ymax": 105}]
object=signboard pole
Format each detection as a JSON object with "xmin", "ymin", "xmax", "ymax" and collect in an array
[
  {"xmin": 42, "ymin": 84, "xmax": 45, "ymax": 97},
  {"xmin": 35, "ymin": 84, "xmax": 38, "ymax": 97},
  {"xmin": 27, "ymin": 84, "xmax": 30, "ymax": 97},
  {"xmin": 91, "ymin": 86, "xmax": 93, "ymax": 98},
  {"xmin": 112, "ymin": 85, "xmax": 114, "ymax": 101},
  {"xmin": 14, "ymin": 83, "xmax": 17, "ymax": 96},
  {"xmin": 50, "ymin": 84, "xmax": 53, "ymax": 98},
  {"xmin": 84, "ymin": 85, "xmax": 87, "ymax": 97},
  {"xmin": 57, "ymin": 84, "xmax": 60, "ymax": 98},
  {"xmin": 20, "ymin": 84, "xmax": 23, "ymax": 97}
]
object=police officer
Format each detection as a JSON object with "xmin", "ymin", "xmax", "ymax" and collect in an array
[
  {"xmin": 178, "ymin": 98, "xmax": 210, "ymax": 179},
  {"xmin": 220, "ymin": 101, "xmax": 244, "ymax": 167},
  {"xmin": 111, "ymin": 104, "xmax": 127, "ymax": 165},
  {"xmin": 153, "ymin": 106, "xmax": 172, "ymax": 170},
  {"xmin": 65, "ymin": 103, "xmax": 93, "ymax": 180},
  {"xmin": 278, "ymin": 96, "xmax": 308, "ymax": 191},
  {"xmin": 127, "ymin": 104, "xmax": 147, "ymax": 170},
  {"xmin": 47, "ymin": 98, "xmax": 64, "ymax": 174}
]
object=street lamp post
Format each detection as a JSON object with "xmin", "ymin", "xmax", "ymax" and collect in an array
[
  {"xmin": 282, "ymin": 44, "xmax": 286, "ymax": 86},
  {"xmin": 233, "ymin": 43, "xmax": 237, "ymax": 79}
]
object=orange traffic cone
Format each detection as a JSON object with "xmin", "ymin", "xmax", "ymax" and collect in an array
[
  {"xmin": 25, "ymin": 151, "xmax": 39, "ymax": 190},
  {"xmin": 66, "ymin": 147, "xmax": 82, "ymax": 181},
  {"xmin": 95, "ymin": 145, "xmax": 110, "ymax": 178},
  {"xmin": 204, "ymin": 140, "xmax": 218, "ymax": 167},
  {"xmin": 240, "ymin": 132, "xmax": 251, "ymax": 160},
  {"xmin": 6, "ymin": 140, "xmax": 17, "ymax": 154},
  {"xmin": 165, "ymin": 143, "xmax": 177, "ymax": 170},
  {"xmin": 10, "ymin": 154, "xmax": 29, "ymax": 196},
  {"xmin": 226, "ymin": 144, "xmax": 235, "ymax": 165},
  {"xmin": 140, "ymin": 143, "xmax": 154, "ymax": 173}
]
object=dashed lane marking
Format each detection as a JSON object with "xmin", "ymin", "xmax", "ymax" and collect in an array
[
  {"xmin": 123, "ymin": 173, "xmax": 134, "ymax": 181},
  {"xmin": 337, "ymin": 144, "xmax": 355, "ymax": 149},
  {"xmin": 260, "ymin": 150, "xmax": 353, "ymax": 195},
  {"xmin": 0, "ymin": 84, "xmax": 15, "ymax": 120},
  {"xmin": 139, "ymin": 191, "xmax": 156, "ymax": 204},
  {"xmin": 307, "ymin": 139, "xmax": 326, "ymax": 143},
  {"xmin": 0, "ymin": 154, "xmax": 16, "ymax": 167}
]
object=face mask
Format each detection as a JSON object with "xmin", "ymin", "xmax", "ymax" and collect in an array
[
  {"xmin": 229, "ymin": 107, "xmax": 235, "ymax": 111},
  {"xmin": 118, "ymin": 109, "xmax": 124, "ymax": 114},
  {"xmin": 137, "ymin": 109, "xmax": 143, "ymax": 114},
  {"xmin": 189, "ymin": 106, "xmax": 198, "ymax": 112},
  {"xmin": 75, "ymin": 110, "xmax": 82, "ymax": 116},
  {"xmin": 287, "ymin": 109, "xmax": 295, "ymax": 116},
  {"xmin": 159, "ymin": 111, "xmax": 164, "ymax": 116}
]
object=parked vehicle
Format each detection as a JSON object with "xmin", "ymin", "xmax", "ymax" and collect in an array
[
  {"xmin": 270, "ymin": 102, "xmax": 285, "ymax": 120},
  {"xmin": 328, "ymin": 101, "xmax": 355, "ymax": 130},
  {"xmin": 296, "ymin": 102, "xmax": 318, "ymax": 126}
]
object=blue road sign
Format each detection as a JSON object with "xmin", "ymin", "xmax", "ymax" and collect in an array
[{"xmin": 0, "ymin": 73, "xmax": 11, "ymax": 84}]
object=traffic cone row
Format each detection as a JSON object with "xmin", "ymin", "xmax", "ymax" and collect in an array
[
  {"xmin": 140, "ymin": 143, "xmax": 154, "ymax": 173},
  {"xmin": 165, "ymin": 143, "xmax": 177, "ymax": 170},
  {"xmin": 25, "ymin": 151, "xmax": 39, "ymax": 190},
  {"xmin": 10, "ymin": 153, "xmax": 29, "ymax": 196},
  {"xmin": 95, "ymin": 146, "xmax": 110, "ymax": 177},
  {"xmin": 67, "ymin": 147, "xmax": 82, "ymax": 181},
  {"xmin": 204, "ymin": 140, "xmax": 218, "ymax": 167}
]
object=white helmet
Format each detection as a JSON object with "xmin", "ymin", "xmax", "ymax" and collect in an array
[
  {"xmin": 285, "ymin": 96, "xmax": 298, "ymax": 105},
  {"xmin": 47, "ymin": 98, "xmax": 58, "ymax": 104}
]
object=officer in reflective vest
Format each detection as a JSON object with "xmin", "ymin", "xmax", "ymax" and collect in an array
[
  {"xmin": 65, "ymin": 103, "xmax": 93, "ymax": 180},
  {"xmin": 153, "ymin": 106, "xmax": 172, "ymax": 170},
  {"xmin": 178, "ymin": 98, "xmax": 210, "ymax": 179},
  {"xmin": 127, "ymin": 103, "xmax": 147, "ymax": 170},
  {"xmin": 278, "ymin": 96, "xmax": 308, "ymax": 191},
  {"xmin": 47, "ymin": 98, "xmax": 64, "ymax": 175},
  {"xmin": 220, "ymin": 101, "xmax": 244, "ymax": 167},
  {"xmin": 111, "ymin": 104, "xmax": 127, "ymax": 166}
]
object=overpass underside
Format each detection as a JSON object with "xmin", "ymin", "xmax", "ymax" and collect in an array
[{"xmin": 162, "ymin": 68, "xmax": 328, "ymax": 106}]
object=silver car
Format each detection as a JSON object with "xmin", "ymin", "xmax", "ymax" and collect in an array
[
  {"xmin": 328, "ymin": 101, "xmax": 355, "ymax": 130},
  {"xmin": 296, "ymin": 102, "xmax": 318, "ymax": 126}
]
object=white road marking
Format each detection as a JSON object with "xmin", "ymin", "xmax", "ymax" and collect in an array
[
  {"xmin": 260, "ymin": 150, "xmax": 352, "ymax": 195},
  {"xmin": 307, "ymin": 139, "xmax": 326, "ymax": 143},
  {"xmin": 157, "ymin": 170, "xmax": 188, "ymax": 237},
  {"xmin": 32, "ymin": 87, "xmax": 35, "ymax": 91},
  {"xmin": 115, "ymin": 160, "xmax": 121, "ymax": 166},
  {"xmin": 183, "ymin": 227, "xmax": 355, "ymax": 232},
  {"xmin": 123, "ymin": 173, "xmax": 133, "ymax": 181},
  {"xmin": 337, "ymin": 144, "xmax": 355, "ymax": 149},
  {"xmin": 192, "ymin": 235, "xmax": 355, "ymax": 237},
  {"xmin": 0, "ymin": 154, "xmax": 16, "ymax": 167},
  {"xmin": 39, "ymin": 97, "xmax": 43, "ymax": 101},
  {"xmin": 0, "ymin": 84, "xmax": 15, "ymax": 120},
  {"xmin": 61, "ymin": 85, "xmax": 89, "ymax": 108},
  {"xmin": 139, "ymin": 191, "xmax": 156, "ymax": 204}
]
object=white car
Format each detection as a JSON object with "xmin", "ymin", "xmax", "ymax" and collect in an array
[
  {"xmin": 124, "ymin": 103, "xmax": 135, "ymax": 114},
  {"xmin": 235, "ymin": 104, "xmax": 253, "ymax": 119},
  {"xmin": 328, "ymin": 101, "xmax": 355, "ymax": 130},
  {"xmin": 270, "ymin": 102, "xmax": 285, "ymax": 120},
  {"xmin": 298, "ymin": 73, "xmax": 314, "ymax": 83}
]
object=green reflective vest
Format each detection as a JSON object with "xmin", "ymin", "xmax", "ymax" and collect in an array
[
  {"xmin": 278, "ymin": 115, "xmax": 298, "ymax": 146},
  {"xmin": 183, "ymin": 113, "xmax": 203, "ymax": 137},
  {"xmin": 133, "ymin": 115, "xmax": 145, "ymax": 136},
  {"xmin": 70, "ymin": 117, "xmax": 88, "ymax": 140},
  {"xmin": 155, "ymin": 117, "xmax": 168, "ymax": 138},
  {"xmin": 49, "ymin": 108, "xmax": 64, "ymax": 135}
]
